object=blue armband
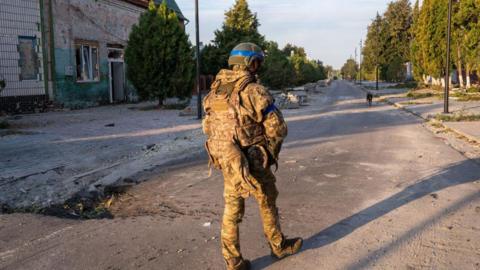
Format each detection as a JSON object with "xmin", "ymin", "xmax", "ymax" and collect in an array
[{"xmin": 263, "ymin": 103, "xmax": 277, "ymax": 116}]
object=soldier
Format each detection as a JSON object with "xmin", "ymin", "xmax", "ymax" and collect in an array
[{"xmin": 202, "ymin": 43, "xmax": 303, "ymax": 270}]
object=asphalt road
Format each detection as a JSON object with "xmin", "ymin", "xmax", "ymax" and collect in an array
[{"xmin": 1, "ymin": 81, "xmax": 479, "ymax": 270}]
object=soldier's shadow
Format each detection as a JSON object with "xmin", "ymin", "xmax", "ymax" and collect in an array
[{"xmin": 251, "ymin": 158, "xmax": 480, "ymax": 270}]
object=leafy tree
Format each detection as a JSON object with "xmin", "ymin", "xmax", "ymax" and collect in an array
[
  {"xmin": 341, "ymin": 58, "xmax": 358, "ymax": 80},
  {"xmin": 125, "ymin": 0, "xmax": 194, "ymax": 105},
  {"xmin": 362, "ymin": 0, "xmax": 412, "ymax": 82},
  {"xmin": 259, "ymin": 41, "xmax": 295, "ymax": 89},
  {"xmin": 282, "ymin": 44, "xmax": 307, "ymax": 58},
  {"xmin": 201, "ymin": 0, "xmax": 265, "ymax": 74},
  {"xmin": 285, "ymin": 45, "xmax": 326, "ymax": 85},
  {"xmin": 455, "ymin": 0, "xmax": 480, "ymax": 88},
  {"xmin": 324, "ymin": 65, "xmax": 334, "ymax": 78}
]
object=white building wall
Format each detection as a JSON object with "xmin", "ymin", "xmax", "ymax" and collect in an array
[{"xmin": 0, "ymin": 0, "xmax": 46, "ymax": 97}]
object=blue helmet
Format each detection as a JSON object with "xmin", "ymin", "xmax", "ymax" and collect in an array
[{"xmin": 228, "ymin": 43, "xmax": 265, "ymax": 67}]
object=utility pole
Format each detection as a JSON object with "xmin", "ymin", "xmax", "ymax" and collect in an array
[
  {"xmin": 375, "ymin": 14, "xmax": 380, "ymax": 90},
  {"xmin": 444, "ymin": 0, "xmax": 453, "ymax": 114},
  {"xmin": 359, "ymin": 39, "xmax": 363, "ymax": 85},
  {"xmin": 195, "ymin": 0, "xmax": 202, "ymax": 120},
  {"xmin": 354, "ymin": 47, "xmax": 357, "ymax": 83}
]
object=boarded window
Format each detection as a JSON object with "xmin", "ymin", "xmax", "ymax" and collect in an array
[
  {"xmin": 75, "ymin": 42, "xmax": 100, "ymax": 82},
  {"xmin": 18, "ymin": 36, "xmax": 39, "ymax": 81}
]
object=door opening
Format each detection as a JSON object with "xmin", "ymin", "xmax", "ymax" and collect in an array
[
  {"xmin": 111, "ymin": 62, "xmax": 125, "ymax": 103},
  {"xmin": 107, "ymin": 47, "xmax": 125, "ymax": 103}
]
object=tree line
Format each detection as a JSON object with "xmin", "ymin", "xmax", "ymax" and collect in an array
[
  {"xmin": 201, "ymin": 0, "xmax": 328, "ymax": 89},
  {"xmin": 345, "ymin": 0, "xmax": 480, "ymax": 89},
  {"xmin": 125, "ymin": 0, "xmax": 329, "ymax": 105}
]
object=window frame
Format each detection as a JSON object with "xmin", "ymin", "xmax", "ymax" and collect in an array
[
  {"xmin": 75, "ymin": 40, "xmax": 100, "ymax": 83},
  {"xmin": 18, "ymin": 36, "xmax": 40, "ymax": 81}
]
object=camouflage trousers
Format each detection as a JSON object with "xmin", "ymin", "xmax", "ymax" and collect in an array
[{"xmin": 220, "ymin": 160, "xmax": 284, "ymax": 260}]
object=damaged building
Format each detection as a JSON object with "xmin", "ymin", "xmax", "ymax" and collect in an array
[{"xmin": 0, "ymin": 0, "xmax": 186, "ymax": 112}]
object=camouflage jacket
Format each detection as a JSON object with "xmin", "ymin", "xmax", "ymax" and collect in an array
[{"xmin": 202, "ymin": 68, "xmax": 288, "ymax": 171}]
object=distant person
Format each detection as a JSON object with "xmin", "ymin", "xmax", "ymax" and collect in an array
[{"xmin": 202, "ymin": 43, "xmax": 303, "ymax": 270}]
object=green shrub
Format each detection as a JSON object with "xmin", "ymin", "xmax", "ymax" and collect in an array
[{"xmin": 125, "ymin": 0, "xmax": 194, "ymax": 106}]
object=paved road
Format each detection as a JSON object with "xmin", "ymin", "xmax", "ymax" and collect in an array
[{"xmin": 1, "ymin": 81, "xmax": 479, "ymax": 270}]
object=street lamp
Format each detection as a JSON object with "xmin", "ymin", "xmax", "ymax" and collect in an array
[
  {"xmin": 444, "ymin": 0, "xmax": 453, "ymax": 114},
  {"xmin": 195, "ymin": 0, "xmax": 202, "ymax": 120}
]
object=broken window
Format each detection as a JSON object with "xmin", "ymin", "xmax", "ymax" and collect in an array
[
  {"xmin": 18, "ymin": 36, "xmax": 39, "ymax": 81},
  {"xmin": 75, "ymin": 42, "xmax": 100, "ymax": 82}
]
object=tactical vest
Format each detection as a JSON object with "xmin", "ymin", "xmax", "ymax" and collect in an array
[{"xmin": 203, "ymin": 74, "xmax": 265, "ymax": 169}]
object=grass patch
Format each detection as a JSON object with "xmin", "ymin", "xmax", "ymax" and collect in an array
[
  {"xmin": 450, "ymin": 91, "xmax": 480, "ymax": 101},
  {"xmin": 388, "ymin": 81, "xmax": 418, "ymax": 89},
  {"xmin": 466, "ymin": 87, "xmax": 480, "ymax": 93},
  {"xmin": 400, "ymin": 101, "xmax": 433, "ymax": 105},
  {"xmin": 434, "ymin": 113, "xmax": 480, "ymax": 122},
  {"xmin": 406, "ymin": 91, "xmax": 434, "ymax": 99}
]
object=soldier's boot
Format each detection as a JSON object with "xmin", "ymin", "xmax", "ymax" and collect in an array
[
  {"xmin": 271, "ymin": 237, "xmax": 303, "ymax": 260},
  {"xmin": 225, "ymin": 257, "xmax": 251, "ymax": 270}
]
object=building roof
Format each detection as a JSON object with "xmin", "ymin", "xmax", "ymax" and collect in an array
[{"xmin": 123, "ymin": 0, "xmax": 187, "ymax": 21}]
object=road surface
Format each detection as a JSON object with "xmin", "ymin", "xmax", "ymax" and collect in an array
[{"xmin": 1, "ymin": 81, "xmax": 479, "ymax": 270}]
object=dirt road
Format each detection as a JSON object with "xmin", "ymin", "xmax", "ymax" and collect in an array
[{"xmin": 1, "ymin": 81, "xmax": 479, "ymax": 270}]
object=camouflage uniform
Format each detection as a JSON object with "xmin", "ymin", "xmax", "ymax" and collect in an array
[{"xmin": 202, "ymin": 66, "xmax": 288, "ymax": 264}]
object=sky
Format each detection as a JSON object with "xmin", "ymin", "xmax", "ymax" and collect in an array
[{"xmin": 176, "ymin": 0, "xmax": 393, "ymax": 69}]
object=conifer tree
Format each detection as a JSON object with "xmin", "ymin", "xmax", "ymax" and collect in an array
[
  {"xmin": 410, "ymin": 0, "xmax": 425, "ymax": 82},
  {"xmin": 421, "ymin": 0, "xmax": 448, "ymax": 85},
  {"xmin": 125, "ymin": 0, "xmax": 194, "ymax": 105},
  {"xmin": 363, "ymin": 13, "xmax": 384, "ymax": 80},
  {"xmin": 362, "ymin": 0, "xmax": 412, "ymax": 82},
  {"xmin": 382, "ymin": 0, "xmax": 413, "ymax": 81},
  {"xmin": 201, "ymin": 0, "xmax": 265, "ymax": 74}
]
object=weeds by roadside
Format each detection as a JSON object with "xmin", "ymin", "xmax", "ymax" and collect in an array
[
  {"xmin": 450, "ymin": 91, "xmax": 480, "ymax": 101},
  {"xmin": 466, "ymin": 87, "xmax": 480, "ymax": 93},
  {"xmin": 388, "ymin": 81, "xmax": 418, "ymax": 89},
  {"xmin": 434, "ymin": 112, "xmax": 480, "ymax": 122},
  {"xmin": 399, "ymin": 100, "xmax": 433, "ymax": 105},
  {"xmin": 406, "ymin": 91, "xmax": 438, "ymax": 99}
]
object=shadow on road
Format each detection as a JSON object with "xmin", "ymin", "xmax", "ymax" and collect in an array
[{"xmin": 251, "ymin": 158, "xmax": 480, "ymax": 270}]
